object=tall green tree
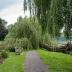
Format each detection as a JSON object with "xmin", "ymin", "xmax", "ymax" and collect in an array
[
  {"xmin": 61, "ymin": 0, "xmax": 71, "ymax": 40},
  {"xmin": 6, "ymin": 17, "xmax": 41, "ymax": 49},
  {"xmin": 23, "ymin": 0, "xmax": 72, "ymax": 39},
  {"xmin": 0, "ymin": 18, "xmax": 8, "ymax": 40}
]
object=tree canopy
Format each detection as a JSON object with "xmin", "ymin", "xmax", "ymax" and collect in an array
[
  {"xmin": 0, "ymin": 18, "xmax": 8, "ymax": 41},
  {"xmin": 23, "ymin": 0, "xmax": 72, "ymax": 39}
]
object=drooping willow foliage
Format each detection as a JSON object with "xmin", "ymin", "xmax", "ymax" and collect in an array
[
  {"xmin": 24, "ymin": 0, "xmax": 51, "ymax": 32},
  {"xmin": 24, "ymin": 0, "xmax": 72, "ymax": 39},
  {"xmin": 61, "ymin": 0, "xmax": 72, "ymax": 40},
  {"xmin": 5, "ymin": 17, "xmax": 41, "ymax": 49},
  {"xmin": 47, "ymin": 0, "xmax": 63, "ymax": 37}
]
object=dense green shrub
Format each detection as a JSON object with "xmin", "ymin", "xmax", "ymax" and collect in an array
[
  {"xmin": 1, "ymin": 51, "xmax": 8, "ymax": 58},
  {"xmin": 0, "ymin": 42, "xmax": 8, "ymax": 59},
  {"xmin": 15, "ymin": 38, "xmax": 33, "ymax": 50},
  {"xmin": 4, "ymin": 38, "xmax": 16, "ymax": 52},
  {"xmin": 0, "ymin": 41, "xmax": 8, "ymax": 52}
]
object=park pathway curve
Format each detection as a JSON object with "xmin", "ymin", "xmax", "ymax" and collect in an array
[{"xmin": 24, "ymin": 50, "xmax": 49, "ymax": 72}]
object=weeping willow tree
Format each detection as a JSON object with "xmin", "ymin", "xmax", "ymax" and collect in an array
[
  {"xmin": 24, "ymin": 0, "xmax": 51, "ymax": 32},
  {"xmin": 5, "ymin": 17, "xmax": 41, "ymax": 49},
  {"xmin": 23, "ymin": 0, "xmax": 72, "ymax": 42},
  {"xmin": 23, "ymin": 0, "xmax": 62, "ymax": 36},
  {"xmin": 46, "ymin": 0, "xmax": 72, "ymax": 39}
]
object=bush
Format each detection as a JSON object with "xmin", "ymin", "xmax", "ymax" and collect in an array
[
  {"xmin": 0, "ymin": 41, "xmax": 8, "ymax": 51},
  {"xmin": 0, "ymin": 42, "xmax": 8, "ymax": 59},
  {"xmin": 8, "ymin": 47, "xmax": 15, "ymax": 52},
  {"xmin": 1, "ymin": 51, "xmax": 8, "ymax": 59},
  {"xmin": 15, "ymin": 38, "xmax": 33, "ymax": 50},
  {"xmin": 4, "ymin": 38, "xmax": 16, "ymax": 52}
]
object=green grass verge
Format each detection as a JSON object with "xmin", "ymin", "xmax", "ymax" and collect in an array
[
  {"xmin": 0, "ymin": 52, "xmax": 25, "ymax": 72},
  {"xmin": 37, "ymin": 49, "xmax": 72, "ymax": 72}
]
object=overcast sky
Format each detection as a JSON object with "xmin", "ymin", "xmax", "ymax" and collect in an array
[{"xmin": 0, "ymin": 0, "xmax": 30, "ymax": 25}]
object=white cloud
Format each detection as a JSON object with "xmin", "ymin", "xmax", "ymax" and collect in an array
[{"xmin": 0, "ymin": 0, "xmax": 30, "ymax": 25}]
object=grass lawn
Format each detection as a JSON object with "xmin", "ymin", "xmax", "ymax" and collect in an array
[
  {"xmin": 0, "ymin": 52, "xmax": 25, "ymax": 72},
  {"xmin": 37, "ymin": 49, "xmax": 72, "ymax": 72}
]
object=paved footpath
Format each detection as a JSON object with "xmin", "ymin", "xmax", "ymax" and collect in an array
[{"xmin": 24, "ymin": 51, "xmax": 49, "ymax": 72}]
